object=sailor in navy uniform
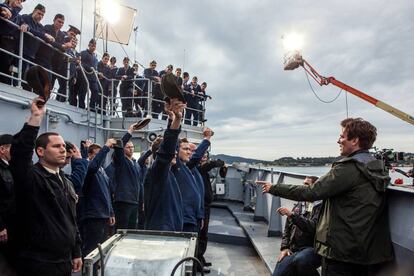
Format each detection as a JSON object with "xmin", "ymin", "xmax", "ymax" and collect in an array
[
  {"xmin": 115, "ymin": 57, "xmax": 135, "ymax": 116},
  {"xmin": 0, "ymin": 0, "xmax": 24, "ymax": 84},
  {"xmin": 78, "ymin": 39, "xmax": 99, "ymax": 110},
  {"xmin": 56, "ymin": 25, "xmax": 81, "ymax": 102},
  {"xmin": 20, "ymin": 4, "xmax": 55, "ymax": 78},
  {"xmin": 35, "ymin": 14, "xmax": 72, "ymax": 85}
]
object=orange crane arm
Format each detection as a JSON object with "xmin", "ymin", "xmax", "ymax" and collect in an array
[{"xmin": 301, "ymin": 60, "xmax": 414, "ymax": 126}]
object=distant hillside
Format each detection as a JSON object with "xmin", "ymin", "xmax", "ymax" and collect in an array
[{"xmin": 211, "ymin": 154, "xmax": 268, "ymax": 164}]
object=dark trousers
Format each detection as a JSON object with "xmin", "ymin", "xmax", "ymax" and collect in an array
[
  {"xmin": 0, "ymin": 36, "xmax": 16, "ymax": 85},
  {"xmin": 81, "ymin": 218, "xmax": 109, "ymax": 258},
  {"xmin": 56, "ymin": 77, "xmax": 75, "ymax": 102},
  {"xmin": 322, "ymin": 258, "xmax": 389, "ymax": 276},
  {"xmin": 197, "ymin": 206, "xmax": 210, "ymax": 264},
  {"xmin": 15, "ymin": 258, "xmax": 72, "ymax": 276},
  {"xmin": 108, "ymin": 82, "xmax": 119, "ymax": 114},
  {"xmin": 273, "ymin": 247, "xmax": 321, "ymax": 276},
  {"xmin": 183, "ymin": 223, "xmax": 198, "ymax": 233},
  {"xmin": 119, "ymin": 84, "xmax": 133, "ymax": 114},
  {"xmin": 151, "ymin": 100, "xmax": 167, "ymax": 119},
  {"xmin": 136, "ymin": 92, "xmax": 148, "ymax": 117},
  {"xmin": 114, "ymin": 202, "xmax": 138, "ymax": 230},
  {"xmin": 71, "ymin": 74, "xmax": 87, "ymax": 108},
  {"xmin": 100, "ymin": 80, "xmax": 110, "ymax": 114},
  {"xmin": 184, "ymin": 106, "xmax": 199, "ymax": 126}
]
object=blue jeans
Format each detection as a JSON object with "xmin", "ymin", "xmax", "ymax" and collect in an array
[{"xmin": 273, "ymin": 247, "xmax": 321, "ymax": 276}]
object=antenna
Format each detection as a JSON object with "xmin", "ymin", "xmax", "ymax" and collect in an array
[
  {"xmin": 134, "ymin": 26, "xmax": 138, "ymax": 62},
  {"xmin": 79, "ymin": 0, "xmax": 84, "ymax": 50}
]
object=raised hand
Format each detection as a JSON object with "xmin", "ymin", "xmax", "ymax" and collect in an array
[
  {"xmin": 69, "ymin": 145, "xmax": 82, "ymax": 159},
  {"xmin": 105, "ymin": 138, "xmax": 117, "ymax": 148},
  {"xmin": 27, "ymin": 97, "xmax": 46, "ymax": 127},
  {"xmin": 203, "ymin": 127, "xmax": 214, "ymax": 140}
]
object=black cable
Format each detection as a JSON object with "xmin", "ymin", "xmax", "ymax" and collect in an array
[
  {"xmin": 345, "ymin": 90, "xmax": 349, "ymax": 118},
  {"xmin": 97, "ymin": 243, "xmax": 105, "ymax": 276},
  {"xmin": 170, "ymin": 256, "xmax": 204, "ymax": 276},
  {"xmin": 304, "ymin": 68, "xmax": 342, "ymax": 103}
]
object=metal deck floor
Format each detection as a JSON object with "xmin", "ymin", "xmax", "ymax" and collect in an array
[
  {"xmin": 203, "ymin": 242, "xmax": 269, "ymax": 276},
  {"xmin": 210, "ymin": 202, "xmax": 282, "ymax": 274}
]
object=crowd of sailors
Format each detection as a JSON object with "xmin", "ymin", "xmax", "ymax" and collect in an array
[
  {"xmin": 0, "ymin": 97, "xmax": 225, "ymax": 275},
  {"xmin": 0, "ymin": 1, "xmax": 210, "ymax": 125}
]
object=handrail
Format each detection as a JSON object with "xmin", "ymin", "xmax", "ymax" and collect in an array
[{"xmin": 0, "ymin": 16, "xmax": 71, "ymax": 93}]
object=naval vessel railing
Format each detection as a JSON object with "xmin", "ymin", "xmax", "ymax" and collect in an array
[{"xmin": 0, "ymin": 16, "xmax": 207, "ymax": 141}]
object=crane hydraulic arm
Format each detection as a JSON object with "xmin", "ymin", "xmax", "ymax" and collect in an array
[{"xmin": 284, "ymin": 52, "xmax": 414, "ymax": 126}]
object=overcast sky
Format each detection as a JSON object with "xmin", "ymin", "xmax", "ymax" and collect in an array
[{"xmin": 21, "ymin": 0, "xmax": 414, "ymax": 160}]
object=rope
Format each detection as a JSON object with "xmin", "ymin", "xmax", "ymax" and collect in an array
[{"xmin": 304, "ymin": 68, "xmax": 342, "ymax": 103}]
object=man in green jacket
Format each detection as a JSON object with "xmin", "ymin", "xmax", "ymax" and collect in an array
[{"xmin": 258, "ymin": 118, "xmax": 393, "ymax": 276}]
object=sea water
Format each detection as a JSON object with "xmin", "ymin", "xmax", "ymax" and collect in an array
[{"xmin": 268, "ymin": 166, "xmax": 413, "ymax": 186}]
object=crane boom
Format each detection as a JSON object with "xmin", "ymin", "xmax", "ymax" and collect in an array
[{"xmin": 291, "ymin": 57, "xmax": 414, "ymax": 126}]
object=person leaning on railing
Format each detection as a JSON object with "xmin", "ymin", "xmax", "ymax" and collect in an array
[
  {"xmin": 78, "ymin": 38, "xmax": 99, "ymax": 111},
  {"xmin": 97, "ymin": 52, "xmax": 111, "ymax": 112},
  {"xmin": 184, "ymin": 76, "xmax": 202, "ymax": 126},
  {"xmin": 132, "ymin": 63, "xmax": 146, "ymax": 117},
  {"xmin": 35, "ymin": 13, "xmax": 72, "ymax": 85},
  {"xmin": 116, "ymin": 57, "xmax": 135, "ymax": 117},
  {"xmin": 20, "ymin": 4, "xmax": 56, "ymax": 79},
  {"xmin": 108, "ymin": 56, "xmax": 119, "ymax": 113},
  {"xmin": 143, "ymin": 60, "xmax": 165, "ymax": 119},
  {"xmin": 57, "ymin": 26, "xmax": 81, "ymax": 103},
  {"xmin": 198, "ymin": 82, "xmax": 211, "ymax": 123},
  {"xmin": 0, "ymin": 0, "xmax": 24, "ymax": 85}
]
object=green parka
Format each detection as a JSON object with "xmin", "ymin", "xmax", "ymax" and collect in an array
[{"xmin": 268, "ymin": 151, "xmax": 394, "ymax": 264}]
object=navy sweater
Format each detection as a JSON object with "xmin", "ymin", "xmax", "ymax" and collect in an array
[
  {"xmin": 68, "ymin": 158, "xmax": 88, "ymax": 196},
  {"xmin": 20, "ymin": 14, "xmax": 45, "ymax": 59},
  {"xmin": 137, "ymin": 149, "xmax": 152, "ymax": 206},
  {"xmin": 112, "ymin": 132, "xmax": 141, "ymax": 205},
  {"xmin": 144, "ymin": 128, "xmax": 183, "ymax": 231},
  {"xmin": 82, "ymin": 146, "xmax": 114, "ymax": 220},
  {"xmin": 187, "ymin": 139, "xmax": 210, "ymax": 220},
  {"xmin": 171, "ymin": 140, "xmax": 209, "ymax": 226}
]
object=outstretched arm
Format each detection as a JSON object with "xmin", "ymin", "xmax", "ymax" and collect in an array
[{"xmin": 10, "ymin": 98, "xmax": 45, "ymax": 192}]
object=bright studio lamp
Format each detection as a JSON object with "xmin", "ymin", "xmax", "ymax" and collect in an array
[
  {"xmin": 282, "ymin": 33, "xmax": 305, "ymax": 70},
  {"xmin": 99, "ymin": 0, "xmax": 121, "ymax": 24}
]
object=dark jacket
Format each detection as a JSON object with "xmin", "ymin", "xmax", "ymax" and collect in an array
[
  {"xmin": 0, "ymin": 3, "xmax": 22, "ymax": 38},
  {"xmin": 80, "ymin": 49, "xmax": 98, "ymax": 82},
  {"xmin": 280, "ymin": 201, "xmax": 322, "ymax": 253},
  {"xmin": 112, "ymin": 132, "xmax": 141, "ymax": 205},
  {"xmin": 184, "ymin": 83, "xmax": 201, "ymax": 108},
  {"xmin": 116, "ymin": 66, "xmax": 135, "ymax": 89},
  {"xmin": 269, "ymin": 150, "xmax": 393, "ymax": 264},
  {"xmin": 10, "ymin": 124, "xmax": 81, "ymax": 263},
  {"xmin": 198, "ymin": 159, "xmax": 225, "ymax": 205},
  {"xmin": 0, "ymin": 159, "xmax": 15, "ymax": 231},
  {"xmin": 20, "ymin": 14, "xmax": 45, "ymax": 59},
  {"xmin": 35, "ymin": 24, "xmax": 65, "ymax": 69},
  {"xmin": 144, "ymin": 128, "xmax": 183, "ymax": 231},
  {"xmin": 143, "ymin": 68, "xmax": 162, "ymax": 99},
  {"xmin": 82, "ymin": 146, "xmax": 114, "ymax": 220}
]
